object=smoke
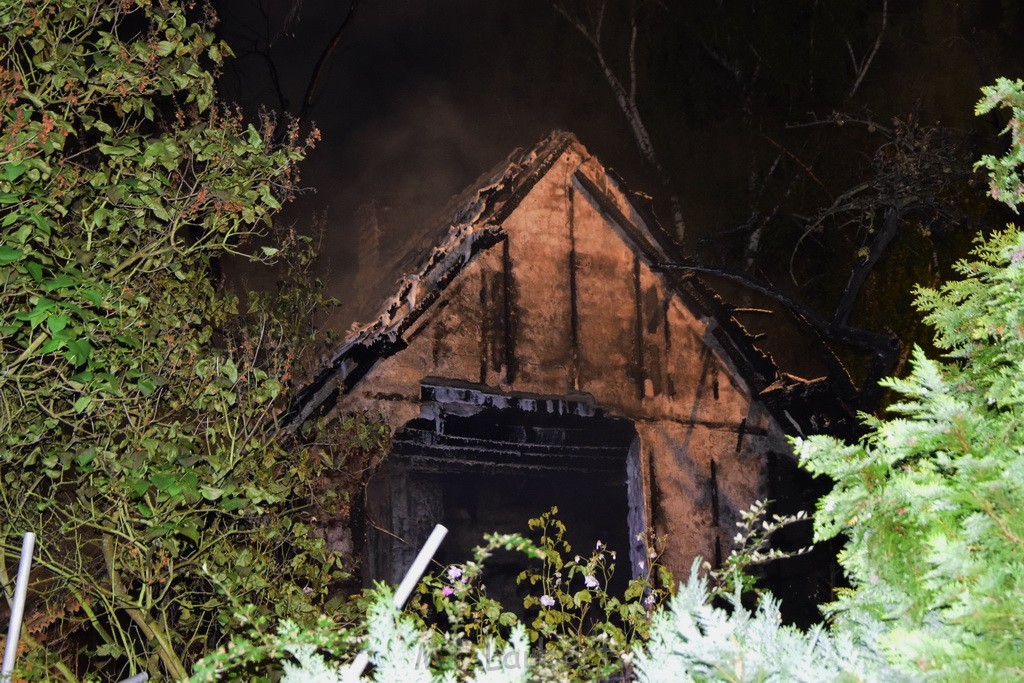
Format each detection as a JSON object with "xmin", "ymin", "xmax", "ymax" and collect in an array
[{"xmin": 217, "ymin": 0, "xmax": 639, "ymax": 332}]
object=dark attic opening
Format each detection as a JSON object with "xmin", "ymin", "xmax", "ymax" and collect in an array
[{"xmin": 364, "ymin": 379, "xmax": 643, "ymax": 606}]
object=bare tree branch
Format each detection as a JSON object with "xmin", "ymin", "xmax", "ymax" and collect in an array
[
  {"xmin": 847, "ymin": 0, "xmax": 888, "ymax": 98},
  {"xmin": 551, "ymin": 0, "xmax": 686, "ymax": 238},
  {"xmin": 758, "ymin": 132, "xmax": 826, "ymax": 189},
  {"xmin": 652, "ymin": 262, "xmax": 900, "ymax": 405},
  {"xmin": 628, "ymin": 2, "xmax": 638, "ymax": 105},
  {"xmin": 789, "ymin": 180, "xmax": 871, "ymax": 283},
  {"xmin": 297, "ymin": 0, "xmax": 359, "ymax": 123}
]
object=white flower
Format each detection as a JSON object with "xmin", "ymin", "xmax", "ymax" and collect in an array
[
  {"xmin": 447, "ymin": 566, "xmax": 463, "ymax": 582},
  {"xmin": 584, "ymin": 575, "xmax": 599, "ymax": 589},
  {"xmin": 638, "ymin": 560, "xmax": 645, "ymax": 570},
  {"xmin": 595, "ymin": 540, "xmax": 604, "ymax": 550},
  {"xmin": 539, "ymin": 594, "xmax": 555, "ymax": 607}
]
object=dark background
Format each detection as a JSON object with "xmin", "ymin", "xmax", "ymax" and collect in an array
[{"xmin": 214, "ymin": 0, "xmax": 1024, "ymax": 378}]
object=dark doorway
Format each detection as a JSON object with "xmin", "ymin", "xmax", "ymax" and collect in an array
[{"xmin": 364, "ymin": 379, "xmax": 642, "ymax": 606}]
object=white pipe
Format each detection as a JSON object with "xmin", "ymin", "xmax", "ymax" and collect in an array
[
  {"xmin": 116, "ymin": 673, "xmax": 149, "ymax": 683},
  {"xmin": 2, "ymin": 532, "xmax": 36, "ymax": 681},
  {"xmin": 345, "ymin": 524, "xmax": 448, "ymax": 681},
  {"xmin": 391, "ymin": 525, "xmax": 448, "ymax": 609}
]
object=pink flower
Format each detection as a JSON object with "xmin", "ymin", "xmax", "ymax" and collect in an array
[
  {"xmin": 447, "ymin": 566, "xmax": 463, "ymax": 582},
  {"xmin": 539, "ymin": 594, "xmax": 555, "ymax": 607},
  {"xmin": 442, "ymin": 586, "xmax": 455, "ymax": 597}
]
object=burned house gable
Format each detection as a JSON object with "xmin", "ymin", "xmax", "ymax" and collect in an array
[{"xmin": 289, "ymin": 131, "xmax": 836, "ymax": 585}]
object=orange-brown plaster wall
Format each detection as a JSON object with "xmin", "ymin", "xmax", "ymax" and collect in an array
[{"xmin": 337, "ymin": 146, "xmax": 792, "ymax": 578}]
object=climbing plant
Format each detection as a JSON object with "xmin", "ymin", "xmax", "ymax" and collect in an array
[{"xmin": 0, "ymin": 1, "xmax": 384, "ymax": 680}]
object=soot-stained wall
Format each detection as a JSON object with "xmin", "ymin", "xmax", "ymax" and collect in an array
[{"xmin": 337, "ymin": 140, "xmax": 792, "ymax": 579}]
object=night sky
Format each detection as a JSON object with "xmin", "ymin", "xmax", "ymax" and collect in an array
[{"xmin": 215, "ymin": 1, "xmax": 1024, "ymax": 364}]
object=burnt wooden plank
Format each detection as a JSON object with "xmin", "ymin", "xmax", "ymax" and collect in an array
[
  {"xmin": 502, "ymin": 238, "xmax": 518, "ymax": 384},
  {"xmin": 568, "ymin": 186, "xmax": 581, "ymax": 392},
  {"xmin": 633, "ymin": 253, "xmax": 646, "ymax": 400}
]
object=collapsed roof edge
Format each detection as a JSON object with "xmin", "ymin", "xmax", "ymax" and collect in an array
[{"xmin": 283, "ymin": 131, "xmax": 848, "ymax": 436}]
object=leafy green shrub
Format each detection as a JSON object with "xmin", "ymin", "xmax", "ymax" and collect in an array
[
  {"xmin": 408, "ymin": 508, "xmax": 670, "ymax": 681},
  {"xmin": 191, "ymin": 503, "xmax": 820, "ymax": 682},
  {"xmin": 0, "ymin": 2, "xmax": 385, "ymax": 680},
  {"xmin": 190, "ymin": 585, "xmax": 533, "ymax": 683}
]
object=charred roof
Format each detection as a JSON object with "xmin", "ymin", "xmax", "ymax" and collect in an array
[{"xmin": 286, "ymin": 131, "xmax": 855, "ymax": 437}]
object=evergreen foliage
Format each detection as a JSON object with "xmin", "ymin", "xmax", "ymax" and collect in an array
[
  {"xmin": 633, "ymin": 561, "xmax": 902, "ymax": 683},
  {"xmin": 796, "ymin": 81, "xmax": 1024, "ymax": 679},
  {"xmin": 975, "ymin": 78, "xmax": 1024, "ymax": 210},
  {"xmin": 190, "ymin": 586, "xmax": 533, "ymax": 683}
]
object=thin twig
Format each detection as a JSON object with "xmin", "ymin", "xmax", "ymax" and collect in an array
[
  {"xmin": 758, "ymin": 132, "xmax": 825, "ymax": 188},
  {"xmin": 848, "ymin": 0, "xmax": 888, "ymax": 98}
]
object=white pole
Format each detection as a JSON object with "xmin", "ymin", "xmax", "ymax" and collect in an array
[
  {"xmin": 391, "ymin": 525, "xmax": 448, "ymax": 609},
  {"xmin": 116, "ymin": 673, "xmax": 149, "ymax": 683},
  {"xmin": 345, "ymin": 524, "xmax": 448, "ymax": 681},
  {"xmin": 2, "ymin": 532, "xmax": 36, "ymax": 681}
]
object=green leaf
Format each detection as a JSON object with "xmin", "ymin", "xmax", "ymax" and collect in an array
[
  {"xmin": 94, "ymin": 643, "xmax": 125, "ymax": 658},
  {"xmin": 140, "ymin": 193, "xmax": 170, "ymax": 221},
  {"xmin": 156, "ymin": 40, "xmax": 177, "ymax": 57},
  {"xmin": 16, "ymin": 298, "xmax": 56, "ymax": 329},
  {"xmin": 200, "ymin": 486, "xmax": 224, "ymax": 501},
  {"xmin": 24, "ymin": 260, "xmax": 43, "ymax": 282},
  {"xmin": 88, "ymin": 118, "xmax": 113, "ymax": 135},
  {"xmin": 46, "ymin": 314, "xmax": 69, "ymax": 334},
  {"xmin": 43, "ymin": 275, "xmax": 76, "ymax": 291},
  {"xmin": 79, "ymin": 289, "xmax": 105, "ymax": 307},
  {"xmin": 65, "ymin": 339, "xmax": 94, "ymax": 366},
  {"xmin": 12, "ymin": 222, "xmax": 31, "ymax": 244},
  {"xmin": 127, "ymin": 478, "xmax": 151, "ymax": 497},
  {"xmin": 98, "ymin": 143, "xmax": 139, "ymax": 156},
  {"xmin": 29, "ymin": 212, "xmax": 51, "ymax": 236},
  {"xmin": 2, "ymin": 163, "xmax": 25, "ymax": 181},
  {"xmin": 0, "ymin": 246, "xmax": 23, "ymax": 263},
  {"xmin": 221, "ymin": 359, "xmax": 238, "ymax": 383},
  {"xmin": 177, "ymin": 523, "xmax": 200, "ymax": 544},
  {"xmin": 151, "ymin": 472, "xmax": 176, "ymax": 493},
  {"xmin": 76, "ymin": 449, "xmax": 97, "ymax": 466},
  {"xmin": 73, "ymin": 395, "xmax": 92, "ymax": 413}
]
